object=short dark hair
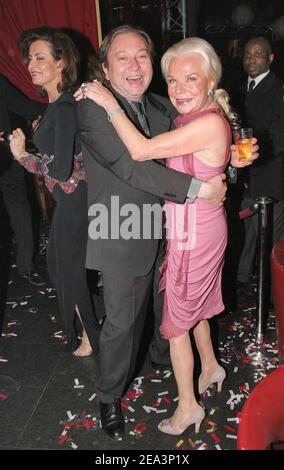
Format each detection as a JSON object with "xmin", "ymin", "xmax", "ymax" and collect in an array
[
  {"xmin": 19, "ymin": 26, "xmax": 80, "ymax": 93},
  {"xmin": 244, "ymin": 37, "xmax": 272, "ymax": 55},
  {"xmin": 99, "ymin": 24, "xmax": 155, "ymax": 67}
]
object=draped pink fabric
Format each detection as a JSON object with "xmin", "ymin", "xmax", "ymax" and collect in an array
[
  {"xmin": 159, "ymin": 108, "xmax": 231, "ymax": 339},
  {"xmin": 0, "ymin": 0, "xmax": 99, "ymax": 101}
]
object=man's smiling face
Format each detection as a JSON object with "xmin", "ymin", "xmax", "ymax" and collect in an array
[{"xmin": 102, "ymin": 32, "xmax": 153, "ymax": 101}]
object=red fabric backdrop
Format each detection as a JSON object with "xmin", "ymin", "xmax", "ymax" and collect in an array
[{"xmin": 0, "ymin": 0, "xmax": 99, "ymax": 100}]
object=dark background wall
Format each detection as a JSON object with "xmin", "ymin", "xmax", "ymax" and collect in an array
[{"xmin": 99, "ymin": 0, "xmax": 284, "ymax": 95}]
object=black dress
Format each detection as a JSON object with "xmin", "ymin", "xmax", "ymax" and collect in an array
[{"xmin": 18, "ymin": 92, "xmax": 99, "ymax": 351}]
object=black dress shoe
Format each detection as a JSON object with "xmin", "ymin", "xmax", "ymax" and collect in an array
[
  {"xmin": 100, "ymin": 400, "xmax": 125, "ymax": 441},
  {"xmin": 151, "ymin": 360, "xmax": 172, "ymax": 372},
  {"xmin": 19, "ymin": 270, "xmax": 45, "ymax": 286},
  {"xmin": 236, "ymin": 280, "xmax": 256, "ymax": 303}
]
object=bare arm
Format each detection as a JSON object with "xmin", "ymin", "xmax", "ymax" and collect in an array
[
  {"xmin": 75, "ymin": 81, "xmax": 258, "ymax": 167},
  {"xmin": 111, "ymin": 111, "xmax": 226, "ymax": 164},
  {"xmin": 74, "ymin": 84, "xmax": 227, "ymax": 205},
  {"xmin": 76, "ymin": 80, "xmax": 226, "ymax": 165}
]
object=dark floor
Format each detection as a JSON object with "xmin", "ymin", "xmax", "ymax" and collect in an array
[{"xmin": 0, "ymin": 229, "xmax": 279, "ymax": 452}]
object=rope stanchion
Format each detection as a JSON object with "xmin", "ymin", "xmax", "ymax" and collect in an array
[
  {"xmin": 238, "ymin": 201, "xmax": 259, "ymax": 219},
  {"xmin": 237, "ymin": 197, "xmax": 273, "ymax": 345},
  {"xmin": 255, "ymin": 197, "xmax": 273, "ymax": 345}
]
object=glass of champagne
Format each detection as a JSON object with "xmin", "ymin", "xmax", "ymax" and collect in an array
[{"xmin": 233, "ymin": 127, "xmax": 253, "ymax": 162}]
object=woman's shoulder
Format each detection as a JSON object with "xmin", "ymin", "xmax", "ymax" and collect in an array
[
  {"xmin": 180, "ymin": 109, "xmax": 230, "ymax": 148},
  {"xmin": 57, "ymin": 91, "xmax": 76, "ymax": 105},
  {"xmin": 55, "ymin": 92, "xmax": 76, "ymax": 112},
  {"xmin": 197, "ymin": 110, "xmax": 230, "ymax": 139}
]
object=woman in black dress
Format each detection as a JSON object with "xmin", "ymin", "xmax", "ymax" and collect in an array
[{"xmin": 9, "ymin": 27, "xmax": 99, "ymax": 356}]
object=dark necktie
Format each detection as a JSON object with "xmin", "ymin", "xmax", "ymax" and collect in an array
[
  {"xmin": 130, "ymin": 100, "xmax": 151, "ymax": 137},
  {"xmin": 248, "ymin": 80, "xmax": 255, "ymax": 93}
]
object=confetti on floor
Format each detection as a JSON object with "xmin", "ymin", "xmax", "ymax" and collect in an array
[{"xmin": 0, "ymin": 230, "xmax": 280, "ymax": 450}]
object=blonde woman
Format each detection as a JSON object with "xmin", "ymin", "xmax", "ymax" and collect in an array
[{"xmin": 77, "ymin": 37, "xmax": 250, "ymax": 435}]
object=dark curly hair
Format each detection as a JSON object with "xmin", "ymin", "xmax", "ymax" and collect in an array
[{"xmin": 19, "ymin": 26, "xmax": 80, "ymax": 94}]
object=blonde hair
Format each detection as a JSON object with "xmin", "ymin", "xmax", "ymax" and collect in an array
[{"xmin": 161, "ymin": 37, "xmax": 236, "ymax": 123}]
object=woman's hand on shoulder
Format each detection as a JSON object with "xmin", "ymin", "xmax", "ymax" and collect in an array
[{"xmin": 74, "ymin": 80, "xmax": 119, "ymax": 114}]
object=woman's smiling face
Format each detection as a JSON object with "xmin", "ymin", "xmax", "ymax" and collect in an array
[{"xmin": 167, "ymin": 52, "xmax": 214, "ymax": 115}]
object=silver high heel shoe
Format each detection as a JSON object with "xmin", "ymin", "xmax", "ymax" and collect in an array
[
  {"xmin": 158, "ymin": 404, "xmax": 205, "ymax": 435},
  {"xmin": 198, "ymin": 365, "xmax": 226, "ymax": 394}
]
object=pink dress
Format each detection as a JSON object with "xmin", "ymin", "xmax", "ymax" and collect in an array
[{"xmin": 159, "ymin": 108, "xmax": 231, "ymax": 339}]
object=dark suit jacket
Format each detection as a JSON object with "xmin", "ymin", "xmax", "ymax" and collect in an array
[
  {"xmin": 0, "ymin": 75, "xmax": 46, "ymax": 131},
  {"xmin": 0, "ymin": 75, "xmax": 46, "ymax": 174},
  {"xmin": 77, "ymin": 90, "xmax": 192, "ymax": 276},
  {"xmin": 234, "ymin": 72, "xmax": 284, "ymax": 201}
]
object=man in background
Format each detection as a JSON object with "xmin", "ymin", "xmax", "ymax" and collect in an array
[
  {"xmin": 0, "ymin": 74, "xmax": 46, "ymax": 285},
  {"xmin": 234, "ymin": 38, "xmax": 284, "ymax": 288}
]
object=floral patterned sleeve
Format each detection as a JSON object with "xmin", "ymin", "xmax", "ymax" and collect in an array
[{"xmin": 18, "ymin": 151, "xmax": 54, "ymax": 176}]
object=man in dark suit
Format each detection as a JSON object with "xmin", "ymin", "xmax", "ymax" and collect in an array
[
  {"xmin": 0, "ymin": 75, "xmax": 46, "ymax": 285},
  {"xmin": 77, "ymin": 25, "xmax": 229, "ymax": 441},
  {"xmin": 235, "ymin": 38, "xmax": 284, "ymax": 285}
]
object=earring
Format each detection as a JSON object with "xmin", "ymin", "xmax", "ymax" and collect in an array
[{"xmin": 208, "ymin": 89, "xmax": 214, "ymax": 97}]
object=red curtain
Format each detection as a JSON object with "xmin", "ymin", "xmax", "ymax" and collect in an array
[{"xmin": 0, "ymin": 0, "xmax": 99, "ymax": 100}]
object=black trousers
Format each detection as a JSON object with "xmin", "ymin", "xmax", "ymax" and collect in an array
[
  {"xmin": 0, "ymin": 160, "xmax": 34, "ymax": 273},
  {"xmin": 47, "ymin": 182, "xmax": 100, "ymax": 352},
  {"xmin": 96, "ymin": 268, "xmax": 154, "ymax": 402},
  {"xmin": 94, "ymin": 234, "xmax": 172, "ymax": 379},
  {"xmin": 238, "ymin": 195, "xmax": 284, "ymax": 283}
]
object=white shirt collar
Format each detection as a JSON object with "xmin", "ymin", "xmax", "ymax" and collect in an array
[{"xmin": 248, "ymin": 70, "xmax": 270, "ymax": 90}]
